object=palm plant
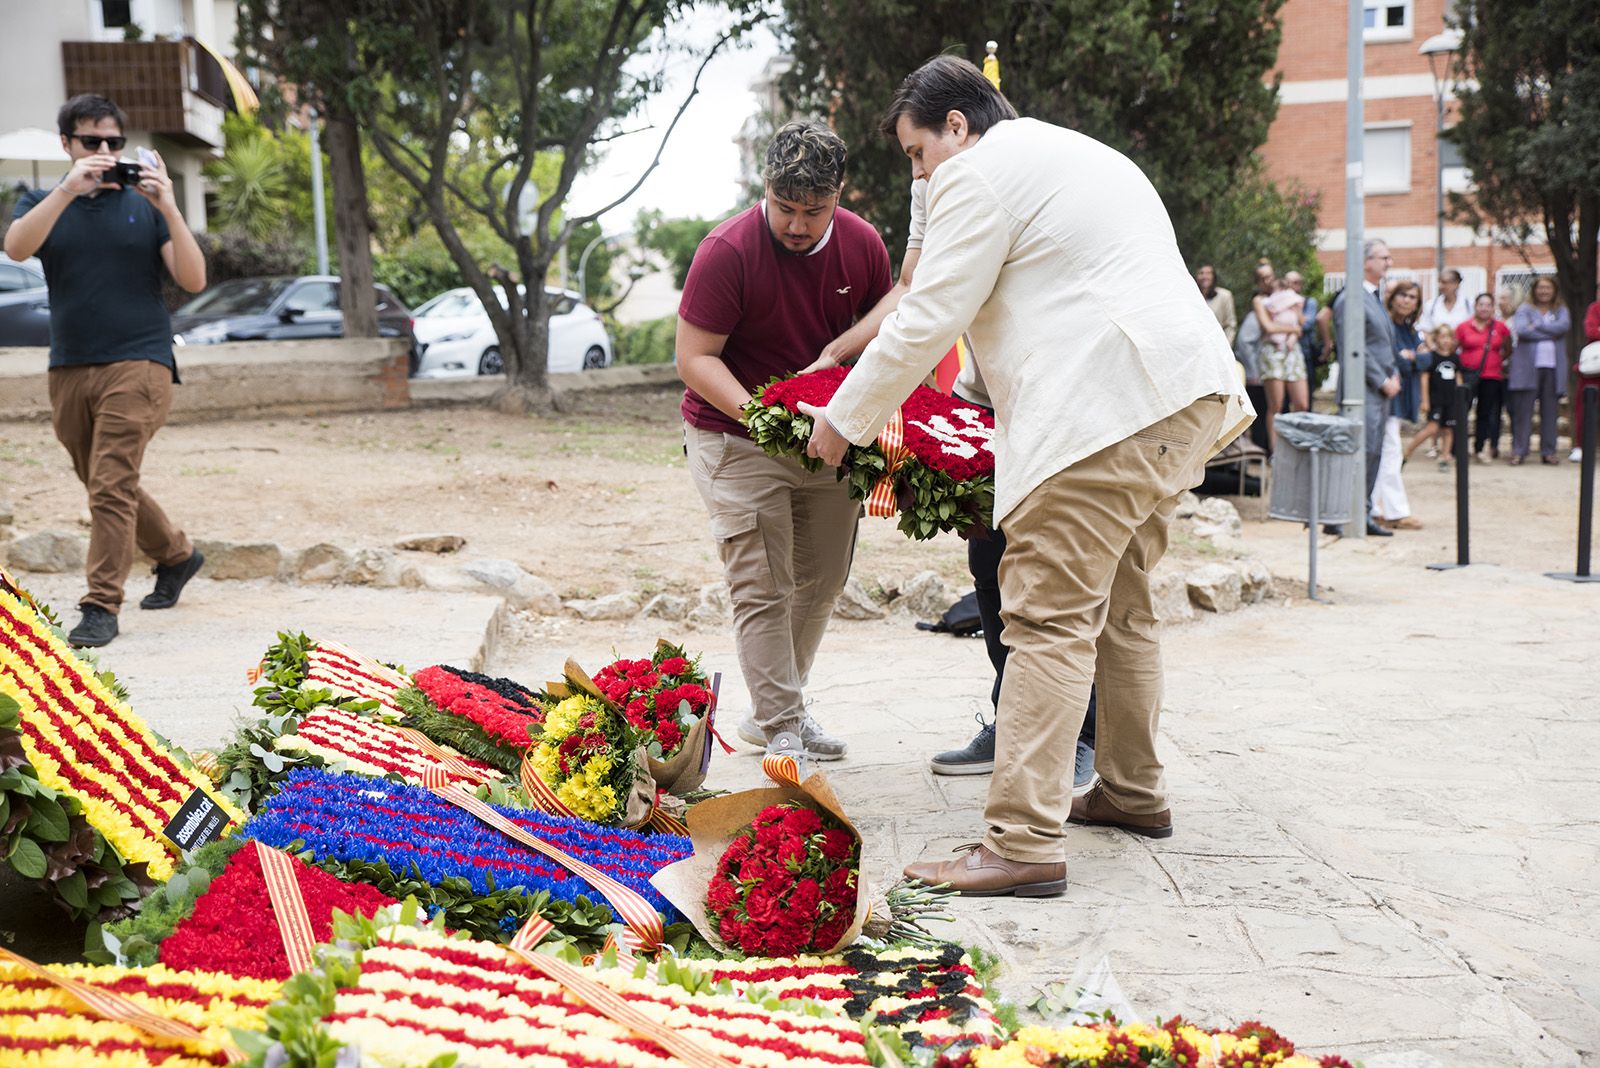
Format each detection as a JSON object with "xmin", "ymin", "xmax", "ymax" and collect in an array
[{"xmin": 207, "ymin": 136, "xmax": 290, "ymax": 241}]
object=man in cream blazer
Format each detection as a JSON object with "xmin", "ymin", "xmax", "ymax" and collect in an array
[{"xmin": 804, "ymin": 57, "xmax": 1251, "ymax": 897}]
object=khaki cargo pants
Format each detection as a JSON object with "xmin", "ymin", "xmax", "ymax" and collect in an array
[
  {"xmin": 985, "ymin": 395, "xmax": 1229, "ymax": 863},
  {"xmin": 686, "ymin": 424, "xmax": 859, "ymax": 736},
  {"xmin": 48, "ymin": 360, "xmax": 192, "ymax": 614}
]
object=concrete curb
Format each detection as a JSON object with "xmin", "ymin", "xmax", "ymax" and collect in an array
[{"xmin": 409, "ymin": 363, "xmax": 680, "ymax": 407}]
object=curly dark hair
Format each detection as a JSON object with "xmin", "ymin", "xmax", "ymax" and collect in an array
[{"xmin": 763, "ymin": 119, "xmax": 847, "ymax": 201}]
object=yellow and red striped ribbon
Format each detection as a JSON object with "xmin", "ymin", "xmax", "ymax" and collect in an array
[
  {"xmin": 866, "ymin": 409, "xmax": 911, "ymax": 518},
  {"xmin": 253, "ymin": 841, "xmax": 316, "ymax": 977},
  {"xmin": 761, "ymin": 751, "xmax": 804, "ymax": 788},
  {"xmin": 397, "ymin": 724, "xmax": 498, "ymax": 785},
  {"xmin": 511, "ymin": 915, "xmax": 556, "ymax": 953},
  {"xmin": 0, "ymin": 947, "xmax": 245, "ymax": 1063},
  {"xmin": 422, "ymin": 769, "xmax": 666, "ymax": 952},
  {"xmin": 519, "ymin": 751, "xmax": 687, "ymax": 836},
  {"xmin": 508, "ymin": 949, "xmax": 741, "ymax": 1068}
]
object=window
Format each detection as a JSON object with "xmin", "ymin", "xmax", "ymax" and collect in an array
[
  {"xmin": 1440, "ymin": 137, "xmax": 1472, "ymax": 194},
  {"xmin": 1364, "ymin": 124, "xmax": 1411, "ymax": 194},
  {"xmin": 0, "ymin": 265, "xmax": 39, "ymax": 293},
  {"xmin": 1363, "ymin": 0, "xmax": 1412, "ymax": 42},
  {"xmin": 283, "ymin": 282, "xmax": 340, "ymax": 314},
  {"xmin": 99, "ymin": 0, "xmax": 132, "ymax": 27}
]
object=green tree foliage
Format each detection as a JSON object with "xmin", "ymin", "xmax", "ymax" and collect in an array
[
  {"xmin": 204, "ymin": 129, "xmax": 291, "ymax": 240},
  {"xmin": 615, "ymin": 313, "xmax": 678, "ymax": 364},
  {"xmin": 779, "ymin": 0, "xmax": 1316, "ymax": 293},
  {"xmin": 634, "ymin": 209, "xmax": 726, "ymax": 290},
  {"xmin": 1449, "ymin": 0, "xmax": 1600, "ymax": 354},
  {"xmin": 1195, "ymin": 164, "xmax": 1323, "ymax": 296},
  {"xmin": 250, "ymin": 0, "xmax": 766, "ymax": 412}
]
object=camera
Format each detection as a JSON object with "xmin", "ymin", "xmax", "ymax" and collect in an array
[{"xmin": 112, "ymin": 161, "xmax": 143, "ymax": 188}]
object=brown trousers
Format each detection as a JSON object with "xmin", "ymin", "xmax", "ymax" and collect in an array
[
  {"xmin": 686, "ymin": 425, "xmax": 859, "ymax": 734},
  {"xmin": 48, "ymin": 361, "xmax": 191, "ymax": 614},
  {"xmin": 985, "ymin": 395, "xmax": 1229, "ymax": 863}
]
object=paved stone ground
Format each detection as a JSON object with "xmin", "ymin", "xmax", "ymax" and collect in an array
[{"xmin": 503, "ymin": 509, "xmax": 1598, "ymax": 1066}]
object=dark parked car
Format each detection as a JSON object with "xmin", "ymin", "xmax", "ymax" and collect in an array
[
  {"xmin": 171, "ymin": 276, "xmax": 417, "ymax": 360},
  {"xmin": 0, "ymin": 258, "xmax": 50, "ymax": 346}
]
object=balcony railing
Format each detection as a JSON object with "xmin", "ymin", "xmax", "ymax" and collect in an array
[{"xmin": 61, "ymin": 40, "xmax": 225, "ymax": 149}]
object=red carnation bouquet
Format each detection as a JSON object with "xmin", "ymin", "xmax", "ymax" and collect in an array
[
  {"xmin": 655, "ymin": 758, "xmax": 953, "ymax": 957},
  {"xmin": 706, "ymin": 800, "xmax": 860, "ymax": 956},
  {"xmin": 742, "ymin": 366, "xmax": 996, "ymax": 539},
  {"xmin": 591, "ymin": 641, "xmax": 714, "ymax": 762}
]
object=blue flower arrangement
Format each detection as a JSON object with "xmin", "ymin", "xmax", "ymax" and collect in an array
[{"xmin": 243, "ymin": 768, "xmax": 691, "ymax": 921}]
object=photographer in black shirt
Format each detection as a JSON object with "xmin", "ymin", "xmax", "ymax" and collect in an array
[{"xmin": 5, "ymin": 94, "xmax": 207, "ymax": 647}]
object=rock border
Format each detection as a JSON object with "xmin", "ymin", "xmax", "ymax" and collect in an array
[{"xmin": 0, "ymin": 494, "xmax": 1274, "ymax": 625}]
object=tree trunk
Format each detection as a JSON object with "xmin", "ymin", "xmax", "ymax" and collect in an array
[
  {"xmin": 493, "ymin": 290, "xmax": 558, "ymax": 413},
  {"xmin": 324, "ymin": 109, "xmax": 379, "ymax": 340}
]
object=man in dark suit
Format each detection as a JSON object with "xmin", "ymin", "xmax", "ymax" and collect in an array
[{"xmin": 1332, "ymin": 239, "xmax": 1401, "ymax": 538}]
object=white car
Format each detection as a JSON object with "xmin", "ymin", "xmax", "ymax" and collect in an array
[{"xmin": 409, "ymin": 286, "xmax": 613, "ymax": 378}]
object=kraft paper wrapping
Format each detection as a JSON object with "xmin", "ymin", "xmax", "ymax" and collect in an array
[{"xmin": 650, "ymin": 767, "xmax": 871, "ymax": 956}]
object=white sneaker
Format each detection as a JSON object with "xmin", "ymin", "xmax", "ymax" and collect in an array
[
  {"xmin": 736, "ymin": 715, "xmax": 766, "ymax": 748},
  {"xmin": 738, "ymin": 714, "xmax": 847, "ymax": 760},
  {"xmin": 1570, "ymin": 448, "xmax": 1583, "ymax": 463}
]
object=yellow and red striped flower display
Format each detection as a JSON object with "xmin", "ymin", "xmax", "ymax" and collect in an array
[
  {"xmin": 274, "ymin": 704, "xmax": 501, "ymax": 788},
  {"xmin": 0, "ymin": 586, "xmax": 246, "ymax": 883},
  {"xmin": 322, "ymin": 926, "xmax": 871, "ymax": 1068},
  {"xmin": 0, "ymin": 959, "xmax": 277, "ymax": 1067},
  {"xmin": 300, "ymin": 638, "xmax": 409, "ymax": 719}
]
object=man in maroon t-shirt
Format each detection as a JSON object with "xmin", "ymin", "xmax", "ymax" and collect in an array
[{"xmin": 676, "ymin": 119, "xmax": 892, "ymax": 762}]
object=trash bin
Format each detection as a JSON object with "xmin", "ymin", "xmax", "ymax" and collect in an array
[{"xmin": 1268, "ymin": 412, "xmax": 1359, "ymax": 525}]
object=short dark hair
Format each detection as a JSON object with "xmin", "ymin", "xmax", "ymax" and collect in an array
[
  {"xmin": 878, "ymin": 56, "xmax": 1018, "ymax": 140},
  {"xmin": 763, "ymin": 119, "xmax": 848, "ymax": 201},
  {"xmin": 1441, "ymin": 268, "xmax": 1462, "ymax": 284},
  {"xmin": 58, "ymin": 94, "xmax": 126, "ymax": 137}
]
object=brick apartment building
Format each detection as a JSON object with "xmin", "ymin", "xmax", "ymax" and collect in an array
[{"xmin": 1260, "ymin": 0, "xmax": 1556, "ymax": 304}]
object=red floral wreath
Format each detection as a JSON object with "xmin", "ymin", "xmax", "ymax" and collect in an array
[{"xmin": 757, "ymin": 366, "xmax": 995, "ymax": 482}]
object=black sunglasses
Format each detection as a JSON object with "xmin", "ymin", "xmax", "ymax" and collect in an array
[{"xmin": 70, "ymin": 134, "xmax": 126, "ymax": 151}]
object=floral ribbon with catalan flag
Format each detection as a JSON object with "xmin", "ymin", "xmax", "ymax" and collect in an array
[
  {"xmin": 420, "ymin": 766, "xmax": 669, "ymax": 956},
  {"xmin": 866, "ymin": 409, "xmax": 912, "ymax": 518}
]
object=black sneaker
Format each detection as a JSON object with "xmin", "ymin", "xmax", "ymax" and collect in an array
[
  {"xmin": 930, "ymin": 717, "xmax": 996, "ymax": 775},
  {"xmin": 68, "ymin": 604, "xmax": 118, "ymax": 648},
  {"xmin": 140, "ymin": 549, "xmax": 205, "ymax": 610}
]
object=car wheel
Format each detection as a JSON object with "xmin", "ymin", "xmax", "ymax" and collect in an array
[
  {"xmin": 478, "ymin": 347, "xmax": 504, "ymax": 376},
  {"xmin": 582, "ymin": 345, "xmax": 607, "ymax": 370}
]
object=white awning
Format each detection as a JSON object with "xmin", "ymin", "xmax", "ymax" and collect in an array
[{"xmin": 0, "ymin": 128, "xmax": 69, "ymax": 163}]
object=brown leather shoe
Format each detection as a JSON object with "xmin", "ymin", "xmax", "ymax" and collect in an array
[
  {"xmin": 903, "ymin": 844, "xmax": 1066, "ymax": 897},
  {"xmin": 1392, "ymin": 516, "xmax": 1424, "ymax": 530},
  {"xmin": 1068, "ymin": 783, "xmax": 1173, "ymax": 838}
]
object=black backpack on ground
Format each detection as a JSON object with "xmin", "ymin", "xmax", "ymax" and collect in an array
[{"xmin": 915, "ymin": 591, "xmax": 983, "ymax": 637}]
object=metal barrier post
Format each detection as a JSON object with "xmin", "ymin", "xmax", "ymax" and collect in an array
[
  {"xmin": 1546, "ymin": 385, "xmax": 1600, "ymax": 584},
  {"xmin": 1428, "ymin": 380, "xmax": 1474, "ymax": 571}
]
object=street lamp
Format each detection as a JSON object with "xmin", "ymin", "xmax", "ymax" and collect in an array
[
  {"xmin": 576, "ymin": 231, "xmax": 624, "ymax": 305},
  {"xmin": 1420, "ymin": 29, "xmax": 1462, "ymax": 280}
]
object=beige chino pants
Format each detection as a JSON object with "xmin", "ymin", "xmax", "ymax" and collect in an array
[
  {"xmin": 48, "ymin": 361, "xmax": 193, "ymax": 615},
  {"xmin": 686, "ymin": 425, "xmax": 860, "ymax": 735},
  {"xmin": 985, "ymin": 395, "xmax": 1229, "ymax": 863}
]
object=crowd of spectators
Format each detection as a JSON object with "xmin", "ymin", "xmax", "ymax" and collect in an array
[{"xmin": 1198, "ymin": 257, "xmax": 1600, "ymax": 532}]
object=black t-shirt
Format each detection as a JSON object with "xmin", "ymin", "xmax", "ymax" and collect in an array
[{"xmin": 12, "ymin": 185, "xmax": 175, "ymax": 374}]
